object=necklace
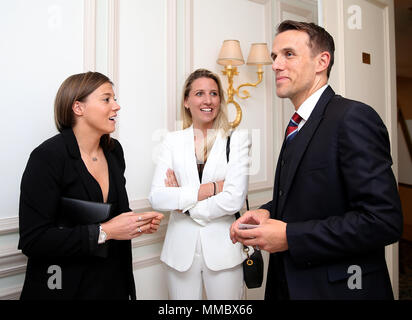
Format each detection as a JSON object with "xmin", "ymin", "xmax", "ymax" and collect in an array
[{"xmin": 79, "ymin": 147, "xmax": 99, "ymax": 162}]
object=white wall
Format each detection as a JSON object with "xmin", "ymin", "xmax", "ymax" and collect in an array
[
  {"xmin": 0, "ymin": 0, "xmax": 84, "ymax": 220},
  {"xmin": 0, "ymin": 0, "xmax": 85, "ymax": 299},
  {"xmin": 117, "ymin": 0, "xmax": 168, "ymax": 202}
]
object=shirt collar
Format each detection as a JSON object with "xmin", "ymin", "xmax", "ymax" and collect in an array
[{"xmin": 296, "ymin": 84, "xmax": 329, "ymax": 121}]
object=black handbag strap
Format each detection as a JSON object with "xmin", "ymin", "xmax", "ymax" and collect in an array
[
  {"xmin": 226, "ymin": 134, "xmax": 251, "ymax": 257},
  {"xmin": 226, "ymin": 134, "xmax": 249, "ymax": 219}
]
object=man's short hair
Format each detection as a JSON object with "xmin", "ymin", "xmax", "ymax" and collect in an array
[{"xmin": 277, "ymin": 20, "xmax": 335, "ymax": 78}]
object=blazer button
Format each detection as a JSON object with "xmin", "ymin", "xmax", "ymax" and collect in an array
[
  {"xmin": 279, "ymin": 190, "xmax": 284, "ymax": 197},
  {"xmin": 281, "ymin": 159, "xmax": 285, "ymax": 167}
]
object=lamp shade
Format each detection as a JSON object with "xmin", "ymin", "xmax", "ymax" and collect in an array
[
  {"xmin": 246, "ymin": 43, "xmax": 272, "ymax": 65},
  {"xmin": 217, "ymin": 40, "xmax": 245, "ymax": 66}
]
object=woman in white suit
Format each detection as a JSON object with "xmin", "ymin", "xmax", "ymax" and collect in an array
[{"xmin": 149, "ymin": 69, "xmax": 251, "ymax": 299}]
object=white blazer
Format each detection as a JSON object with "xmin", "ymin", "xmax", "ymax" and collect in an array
[{"xmin": 149, "ymin": 126, "xmax": 251, "ymax": 272}]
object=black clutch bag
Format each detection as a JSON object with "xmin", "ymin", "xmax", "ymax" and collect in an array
[
  {"xmin": 242, "ymin": 244, "xmax": 264, "ymax": 289},
  {"xmin": 58, "ymin": 197, "xmax": 112, "ymax": 227},
  {"xmin": 58, "ymin": 197, "xmax": 112, "ymax": 258}
]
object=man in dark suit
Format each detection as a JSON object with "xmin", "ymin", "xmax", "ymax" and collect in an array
[{"xmin": 230, "ymin": 20, "xmax": 402, "ymax": 300}]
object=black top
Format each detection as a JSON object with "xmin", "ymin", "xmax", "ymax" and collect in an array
[{"xmin": 197, "ymin": 163, "xmax": 205, "ymax": 182}]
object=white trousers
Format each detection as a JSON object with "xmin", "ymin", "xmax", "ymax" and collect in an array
[{"xmin": 165, "ymin": 237, "xmax": 244, "ymax": 300}]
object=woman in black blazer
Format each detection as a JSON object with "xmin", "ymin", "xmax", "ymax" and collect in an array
[{"xmin": 18, "ymin": 72, "xmax": 163, "ymax": 300}]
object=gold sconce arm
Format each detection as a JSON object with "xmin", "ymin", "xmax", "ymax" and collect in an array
[
  {"xmin": 222, "ymin": 65, "xmax": 243, "ymax": 128},
  {"xmin": 236, "ymin": 67, "xmax": 264, "ymax": 100},
  {"xmin": 227, "ymin": 98, "xmax": 243, "ymax": 129},
  {"xmin": 222, "ymin": 65, "xmax": 266, "ymax": 128}
]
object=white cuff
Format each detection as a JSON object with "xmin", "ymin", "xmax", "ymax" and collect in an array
[{"xmin": 179, "ymin": 186, "xmax": 199, "ymax": 212}]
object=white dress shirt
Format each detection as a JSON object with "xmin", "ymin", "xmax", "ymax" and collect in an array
[{"xmin": 296, "ymin": 84, "xmax": 329, "ymax": 131}]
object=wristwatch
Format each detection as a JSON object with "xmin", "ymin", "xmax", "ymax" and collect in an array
[{"xmin": 98, "ymin": 225, "xmax": 107, "ymax": 244}]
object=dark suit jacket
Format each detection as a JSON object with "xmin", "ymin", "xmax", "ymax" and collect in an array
[
  {"xmin": 18, "ymin": 128, "xmax": 136, "ymax": 300},
  {"xmin": 261, "ymin": 86, "xmax": 403, "ymax": 300}
]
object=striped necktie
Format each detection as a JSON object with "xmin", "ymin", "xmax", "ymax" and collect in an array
[{"xmin": 285, "ymin": 112, "xmax": 303, "ymax": 144}]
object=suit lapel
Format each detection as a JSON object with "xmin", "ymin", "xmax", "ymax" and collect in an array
[{"xmin": 278, "ymin": 86, "xmax": 336, "ymax": 217}]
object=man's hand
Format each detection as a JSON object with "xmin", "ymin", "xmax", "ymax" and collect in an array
[
  {"xmin": 230, "ymin": 209, "xmax": 270, "ymax": 244},
  {"xmin": 231, "ymin": 209, "xmax": 289, "ymax": 253}
]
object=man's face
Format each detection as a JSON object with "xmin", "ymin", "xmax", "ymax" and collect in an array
[{"xmin": 271, "ymin": 30, "xmax": 319, "ymax": 107}]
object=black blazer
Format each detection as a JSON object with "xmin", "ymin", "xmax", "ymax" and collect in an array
[
  {"xmin": 18, "ymin": 128, "xmax": 136, "ymax": 300},
  {"xmin": 261, "ymin": 86, "xmax": 403, "ymax": 300}
]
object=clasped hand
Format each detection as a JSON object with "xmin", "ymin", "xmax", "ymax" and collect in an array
[
  {"xmin": 101, "ymin": 211, "xmax": 164, "ymax": 241},
  {"xmin": 230, "ymin": 209, "xmax": 289, "ymax": 253}
]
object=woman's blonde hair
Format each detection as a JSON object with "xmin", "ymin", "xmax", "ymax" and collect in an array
[{"xmin": 181, "ymin": 69, "xmax": 231, "ymax": 162}]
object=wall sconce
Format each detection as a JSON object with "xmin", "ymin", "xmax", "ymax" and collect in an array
[{"xmin": 217, "ymin": 40, "xmax": 272, "ymax": 128}]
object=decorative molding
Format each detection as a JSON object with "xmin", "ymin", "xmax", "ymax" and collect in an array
[
  {"xmin": 83, "ymin": 0, "xmax": 96, "ymax": 71},
  {"xmin": 107, "ymin": 0, "xmax": 120, "ymax": 140},
  {"xmin": 133, "ymin": 254, "xmax": 161, "ymax": 270},
  {"xmin": 0, "ymin": 286, "xmax": 22, "ymax": 300},
  {"xmin": 381, "ymin": 2, "xmax": 395, "ymax": 146},
  {"xmin": 132, "ymin": 223, "xmax": 167, "ymax": 249},
  {"xmin": 167, "ymin": 0, "xmax": 178, "ymax": 132},
  {"xmin": 107, "ymin": 0, "xmax": 119, "ymax": 85},
  {"xmin": 248, "ymin": 0, "xmax": 270, "ymax": 4},
  {"xmin": 279, "ymin": 1, "xmax": 315, "ymax": 21},
  {"xmin": 317, "ymin": 0, "xmax": 323, "ymax": 26},
  {"xmin": 130, "ymin": 198, "xmax": 152, "ymax": 212},
  {"xmin": 367, "ymin": 0, "xmax": 388, "ymax": 9},
  {"xmin": 250, "ymin": 0, "xmax": 274, "ymax": 192},
  {"xmin": 336, "ymin": 0, "xmax": 346, "ymax": 96},
  {"xmin": 0, "ymin": 249, "xmax": 26, "ymax": 279},
  {"xmin": 0, "ymin": 217, "xmax": 18, "ymax": 235},
  {"xmin": 184, "ymin": 0, "xmax": 193, "ymax": 75}
]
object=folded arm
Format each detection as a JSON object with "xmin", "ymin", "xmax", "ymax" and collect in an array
[{"xmin": 189, "ymin": 130, "xmax": 251, "ymax": 222}]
